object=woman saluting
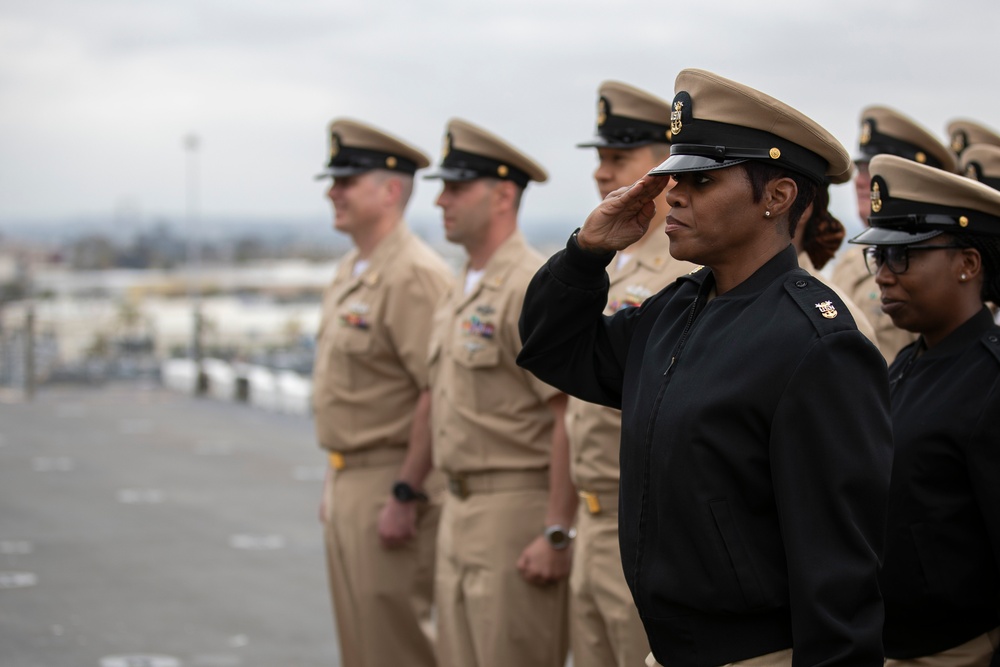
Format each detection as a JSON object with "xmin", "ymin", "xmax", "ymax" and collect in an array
[{"xmin": 517, "ymin": 69, "xmax": 892, "ymax": 667}]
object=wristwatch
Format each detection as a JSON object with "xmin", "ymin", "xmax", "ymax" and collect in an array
[
  {"xmin": 543, "ymin": 524, "xmax": 577, "ymax": 550},
  {"xmin": 391, "ymin": 481, "xmax": 429, "ymax": 503}
]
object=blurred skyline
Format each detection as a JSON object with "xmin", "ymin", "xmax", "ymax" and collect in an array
[{"xmin": 3, "ymin": 0, "xmax": 1000, "ymax": 238}]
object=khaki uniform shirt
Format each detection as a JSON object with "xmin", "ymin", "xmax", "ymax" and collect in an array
[
  {"xmin": 798, "ymin": 251, "xmax": 878, "ymax": 347},
  {"xmin": 430, "ymin": 231, "xmax": 559, "ymax": 474},
  {"xmin": 567, "ymin": 226, "xmax": 696, "ymax": 491},
  {"xmin": 830, "ymin": 245, "xmax": 917, "ymax": 363},
  {"xmin": 313, "ymin": 224, "xmax": 452, "ymax": 453}
]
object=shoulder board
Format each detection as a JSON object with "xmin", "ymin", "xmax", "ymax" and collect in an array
[
  {"xmin": 982, "ymin": 326, "xmax": 1000, "ymax": 365},
  {"xmin": 782, "ymin": 270, "xmax": 858, "ymax": 336}
]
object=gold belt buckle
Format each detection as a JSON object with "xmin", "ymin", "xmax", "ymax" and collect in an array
[
  {"xmin": 448, "ymin": 473, "xmax": 469, "ymax": 499},
  {"xmin": 579, "ymin": 490, "xmax": 602, "ymax": 515},
  {"xmin": 328, "ymin": 452, "xmax": 345, "ymax": 471}
]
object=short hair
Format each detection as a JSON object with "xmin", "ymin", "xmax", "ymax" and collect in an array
[
  {"xmin": 371, "ymin": 170, "xmax": 415, "ymax": 209},
  {"xmin": 481, "ymin": 177, "xmax": 523, "ymax": 212},
  {"xmin": 738, "ymin": 162, "xmax": 817, "ymax": 237}
]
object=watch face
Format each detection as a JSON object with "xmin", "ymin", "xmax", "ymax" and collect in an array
[
  {"xmin": 544, "ymin": 525, "xmax": 573, "ymax": 549},
  {"xmin": 393, "ymin": 481, "xmax": 415, "ymax": 502}
]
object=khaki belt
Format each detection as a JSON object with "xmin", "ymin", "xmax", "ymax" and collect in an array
[
  {"xmin": 327, "ymin": 447, "xmax": 406, "ymax": 471},
  {"xmin": 578, "ymin": 487, "xmax": 618, "ymax": 515},
  {"xmin": 446, "ymin": 469, "xmax": 549, "ymax": 499}
]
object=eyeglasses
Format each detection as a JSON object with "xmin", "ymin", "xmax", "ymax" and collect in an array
[{"xmin": 863, "ymin": 244, "xmax": 965, "ymax": 275}]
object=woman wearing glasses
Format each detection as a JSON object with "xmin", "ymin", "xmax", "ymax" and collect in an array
[{"xmin": 850, "ymin": 153, "xmax": 1000, "ymax": 667}]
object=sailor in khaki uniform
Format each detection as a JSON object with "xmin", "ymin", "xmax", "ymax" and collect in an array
[
  {"xmin": 947, "ymin": 118, "xmax": 1000, "ymax": 159},
  {"xmin": 830, "ymin": 106, "xmax": 956, "ymax": 362},
  {"xmin": 567, "ymin": 81, "xmax": 695, "ymax": 667},
  {"xmin": 425, "ymin": 118, "xmax": 573, "ymax": 667},
  {"xmin": 313, "ymin": 119, "xmax": 452, "ymax": 667},
  {"xmin": 960, "ymin": 142, "xmax": 1000, "ymax": 191}
]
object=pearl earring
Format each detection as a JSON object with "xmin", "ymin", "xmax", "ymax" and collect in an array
[
  {"xmin": 764, "ymin": 210, "xmax": 771, "ymax": 218},
  {"xmin": 960, "ymin": 273, "xmax": 968, "ymax": 281}
]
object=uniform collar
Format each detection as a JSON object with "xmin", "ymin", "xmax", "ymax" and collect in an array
[
  {"xmin": 678, "ymin": 244, "xmax": 799, "ymax": 296},
  {"xmin": 464, "ymin": 229, "xmax": 528, "ymax": 292},
  {"xmin": 339, "ymin": 223, "xmax": 411, "ymax": 288},
  {"xmin": 917, "ymin": 307, "xmax": 997, "ymax": 360}
]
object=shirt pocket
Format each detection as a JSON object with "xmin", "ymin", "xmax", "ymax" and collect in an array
[
  {"xmin": 328, "ymin": 327, "xmax": 373, "ymax": 389},
  {"xmin": 451, "ymin": 342, "xmax": 501, "ymax": 411}
]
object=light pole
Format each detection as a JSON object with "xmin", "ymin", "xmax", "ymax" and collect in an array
[{"xmin": 183, "ymin": 133, "xmax": 205, "ymax": 393}]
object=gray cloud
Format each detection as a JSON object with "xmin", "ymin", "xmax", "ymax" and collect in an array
[{"xmin": 2, "ymin": 0, "xmax": 999, "ymax": 236}]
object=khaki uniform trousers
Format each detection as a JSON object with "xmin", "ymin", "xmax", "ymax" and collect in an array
[
  {"xmin": 570, "ymin": 495, "xmax": 650, "ymax": 667},
  {"xmin": 647, "ymin": 647, "xmax": 793, "ymax": 667},
  {"xmin": 322, "ymin": 456, "xmax": 441, "ymax": 667},
  {"xmin": 884, "ymin": 627, "xmax": 1000, "ymax": 667},
  {"xmin": 436, "ymin": 486, "xmax": 569, "ymax": 667}
]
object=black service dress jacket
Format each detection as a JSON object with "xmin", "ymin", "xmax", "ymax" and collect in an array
[
  {"xmin": 517, "ymin": 236, "xmax": 893, "ymax": 667},
  {"xmin": 880, "ymin": 307, "xmax": 1000, "ymax": 661}
]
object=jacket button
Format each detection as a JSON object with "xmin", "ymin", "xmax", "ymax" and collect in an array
[
  {"xmin": 795, "ymin": 280, "xmax": 807, "ymax": 288},
  {"xmin": 989, "ymin": 335, "xmax": 998, "ymax": 344}
]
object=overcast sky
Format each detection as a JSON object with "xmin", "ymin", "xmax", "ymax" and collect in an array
[{"xmin": 2, "ymin": 0, "xmax": 999, "ymax": 237}]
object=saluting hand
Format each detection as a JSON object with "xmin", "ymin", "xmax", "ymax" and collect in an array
[
  {"xmin": 577, "ymin": 173, "xmax": 671, "ymax": 253},
  {"xmin": 516, "ymin": 535, "xmax": 572, "ymax": 586},
  {"xmin": 377, "ymin": 498, "xmax": 418, "ymax": 549}
]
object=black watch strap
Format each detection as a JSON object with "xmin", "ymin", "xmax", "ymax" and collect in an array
[{"xmin": 392, "ymin": 481, "xmax": 429, "ymax": 503}]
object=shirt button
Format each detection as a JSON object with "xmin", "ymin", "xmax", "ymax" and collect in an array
[{"xmin": 795, "ymin": 280, "xmax": 807, "ymax": 288}]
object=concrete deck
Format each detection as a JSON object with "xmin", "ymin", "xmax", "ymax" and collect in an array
[{"xmin": 0, "ymin": 383, "xmax": 339, "ymax": 666}]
